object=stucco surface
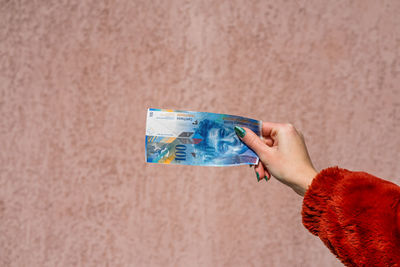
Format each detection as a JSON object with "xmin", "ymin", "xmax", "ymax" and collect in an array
[{"xmin": 1, "ymin": 1, "xmax": 399, "ymax": 266}]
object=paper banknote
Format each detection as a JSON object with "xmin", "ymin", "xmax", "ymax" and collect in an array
[{"xmin": 145, "ymin": 108, "xmax": 261, "ymax": 166}]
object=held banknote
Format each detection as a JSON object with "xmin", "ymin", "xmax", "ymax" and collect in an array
[{"xmin": 145, "ymin": 108, "xmax": 262, "ymax": 166}]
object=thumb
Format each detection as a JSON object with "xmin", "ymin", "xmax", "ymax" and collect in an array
[{"xmin": 234, "ymin": 126, "xmax": 270, "ymax": 161}]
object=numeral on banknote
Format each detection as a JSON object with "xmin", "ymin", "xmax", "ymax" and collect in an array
[{"xmin": 175, "ymin": 144, "xmax": 187, "ymax": 161}]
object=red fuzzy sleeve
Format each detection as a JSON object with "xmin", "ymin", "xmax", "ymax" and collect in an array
[{"xmin": 302, "ymin": 166, "xmax": 400, "ymax": 266}]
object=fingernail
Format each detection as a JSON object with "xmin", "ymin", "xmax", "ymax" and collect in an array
[
  {"xmin": 264, "ymin": 176, "xmax": 268, "ymax": 182},
  {"xmin": 234, "ymin": 126, "xmax": 246, "ymax": 138},
  {"xmin": 256, "ymin": 172, "xmax": 260, "ymax": 182}
]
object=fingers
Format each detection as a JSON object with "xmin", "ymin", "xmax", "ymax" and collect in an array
[
  {"xmin": 254, "ymin": 162, "xmax": 264, "ymax": 182},
  {"xmin": 235, "ymin": 125, "xmax": 273, "ymax": 183},
  {"xmin": 263, "ymin": 137, "xmax": 274, "ymax": 147},
  {"xmin": 261, "ymin": 121, "xmax": 281, "ymax": 137},
  {"xmin": 254, "ymin": 162, "xmax": 271, "ymax": 182},
  {"xmin": 234, "ymin": 126, "xmax": 271, "ymax": 162},
  {"xmin": 265, "ymin": 166, "xmax": 271, "ymax": 180}
]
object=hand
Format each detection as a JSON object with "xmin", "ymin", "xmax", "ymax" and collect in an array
[{"xmin": 234, "ymin": 122, "xmax": 317, "ymax": 196}]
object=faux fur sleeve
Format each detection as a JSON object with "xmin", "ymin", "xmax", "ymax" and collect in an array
[{"xmin": 302, "ymin": 167, "xmax": 400, "ymax": 266}]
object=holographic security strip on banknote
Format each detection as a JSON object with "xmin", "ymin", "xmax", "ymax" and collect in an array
[{"xmin": 145, "ymin": 108, "xmax": 262, "ymax": 166}]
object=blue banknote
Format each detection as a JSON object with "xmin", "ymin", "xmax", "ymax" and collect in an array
[{"xmin": 145, "ymin": 108, "xmax": 261, "ymax": 166}]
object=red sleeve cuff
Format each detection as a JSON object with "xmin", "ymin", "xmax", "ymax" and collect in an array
[
  {"xmin": 302, "ymin": 166, "xmax": 346, "ymax": 236},
  {"xmin": 302, "ymin": 166, "xmax": 400, "ymax": 265}
]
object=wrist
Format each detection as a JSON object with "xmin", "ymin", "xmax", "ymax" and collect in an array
[{"xmin": 294, "ymin": 167, "xmax": 318, "ymax": 196}]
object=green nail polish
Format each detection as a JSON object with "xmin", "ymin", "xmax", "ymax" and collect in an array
[
  {"xmin": 234, "ymin": 126, "xmax": 246, "ymax": 138},
  {"xmin": 256, "ymin": 172, "xmax": 260, "ymax": 182},
  {"xmin": 264, "ymin": 176, "xmax": 268, "ymax": 182}
]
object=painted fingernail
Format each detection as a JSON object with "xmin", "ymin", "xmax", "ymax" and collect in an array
[
  {"xmin": 264, "ymin": 176, "xmax": 268, "ymax": 182},
  {"xmin": 234, "ymin": 126, "xmax": 246, "ymax": 138},
  {"xmin": 256, "ymin": 172, "xmax": 260, "ymax": 182}
]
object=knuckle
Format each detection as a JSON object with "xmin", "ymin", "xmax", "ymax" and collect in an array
[{"xmin": 284, "ymin": 123, "xmax": 296, "ymax": 132}]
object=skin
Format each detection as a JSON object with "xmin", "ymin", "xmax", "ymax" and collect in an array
[{"xmin": 239, "ymin": 122, "xmax": 317, "ymax": 196}]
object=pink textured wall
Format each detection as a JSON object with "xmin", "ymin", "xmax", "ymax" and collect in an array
[{"xmin": 1, "ymin": 1, "xmax": 399, "ymax": 266}]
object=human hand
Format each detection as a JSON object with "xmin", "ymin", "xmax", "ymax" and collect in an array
[{"xmin": 234, "ymin": 122, "xmax": 317, "ymax": 196}]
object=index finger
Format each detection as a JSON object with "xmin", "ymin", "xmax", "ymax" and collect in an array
[{"xmin": 261, "ymin": 121, "xmax": 282, "ymax": 137}]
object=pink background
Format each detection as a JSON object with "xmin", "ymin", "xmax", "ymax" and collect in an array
[{"xmin": 1, "ymin": 1, "xmax": 400, "ymax": 266}]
